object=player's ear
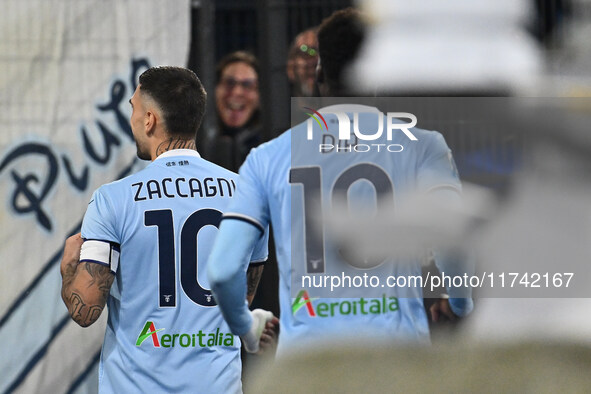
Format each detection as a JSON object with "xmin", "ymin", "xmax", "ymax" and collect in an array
[{"xmin": 144, "ymin": 109, "xmax": 157, "ymax": 136}]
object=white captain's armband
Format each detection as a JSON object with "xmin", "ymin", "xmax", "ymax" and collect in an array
[{"xmin": 80, "ymin": 239, "xmax": 120, "ymax": 274}]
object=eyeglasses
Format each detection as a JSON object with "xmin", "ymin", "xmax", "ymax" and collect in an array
[
  {"xmin": 298, "ymin": 44, "xmax": 317, "ymax": 57},
  {"xmin": 219, "ymin": 77, "xmax": 258, "ymax": 92}
]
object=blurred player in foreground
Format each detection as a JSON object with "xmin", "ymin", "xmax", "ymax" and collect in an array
[
  {"xmin": 208, "ymin": 8, "xmax": 473, "ymax": 355},
  {"xmin": 60, "ymin": 66, "xmax": 268, "ymax": 393}
]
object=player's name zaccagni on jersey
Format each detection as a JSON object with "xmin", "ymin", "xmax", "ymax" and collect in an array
[{"xmin": 132, "ymin": 177, "xmax": 236, "ymax": 201}]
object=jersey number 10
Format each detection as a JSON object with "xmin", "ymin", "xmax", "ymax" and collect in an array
[
  {"xmin": 289, "ymin": 163, "xmax": 394, "ymax": 274},
  {"xmin": 145, "ymin": 208, "xmax": 222, "ymax": 308}
]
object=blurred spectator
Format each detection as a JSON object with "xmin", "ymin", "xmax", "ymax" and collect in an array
[
  {"xmin": 206, "ymin": 51, "xmax": 262, "ymax": 172},
  {"xmin": 286, "ymin": 28, "xmax": 319, "ymax": 97}
]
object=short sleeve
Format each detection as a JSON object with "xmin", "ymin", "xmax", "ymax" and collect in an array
[
  {"xmin": 417, "ymin": 132, "xmax": 462, "ymax": 194},
  {"xmin": 80, "ymin": 187, "xmax": 121, "ymax": 273},
  {"xmin": 249, "ymin": 225, "xmax": 269, "ymax": 265},
  {"xmin": 223, "ymin": 148, "xmax": 270, "ymax": 232},
  {"xmin": 81, "ymin": 187, "xmax": 119, "ymax": 243}
]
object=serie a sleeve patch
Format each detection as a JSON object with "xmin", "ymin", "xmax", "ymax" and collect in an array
[{"xmin": 80, "ymin": 239, "xmax": 120, "ymax": 274}]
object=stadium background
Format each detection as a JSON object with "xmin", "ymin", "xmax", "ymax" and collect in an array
[{"xmin": 0, "ymin": 0, "xmax": 585, "ymax": 393}]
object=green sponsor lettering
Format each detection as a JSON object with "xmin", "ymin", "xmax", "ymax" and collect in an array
[
  {"xmin": 161, "ymin": 334, "xmax": 171, "ymax": 347},
  {"xmin": 359, "ymin": 298, "xmax": 368, "ymax": 315},
  {"xmin": 369, "ymin": 299, "xmax": 380, "ymax": 314},
  {"xmin": 389, "ymin": 297, "xmax": 399, "ymax": 312},
  {"xmin": 339, "ymin": 301, "xmax": 351, "ymax": 315},
  {"xmin": 330, "ymin": 302, "xmax": 339, "ymax": 316},
  {"xmin": 293, "ymin": 294, "xmax": 400, "ymax": 318},
  {"xmin": 179, "ymin": 334, "xmax": 191, "ymax": 347},
  {"xmin": 223, "ymin": 334, "xmax": 235, "ymax": 346},
  {"xmin": 197, "ymin": 331, "xmax": 206, "ymax": 347},
  {"xmin": 316, "ymin": 302, "xmax": 328, "ymax": 317},
  {"xmin": 136, "ymin": 324, "xmax": 235, "ymax": 348}
]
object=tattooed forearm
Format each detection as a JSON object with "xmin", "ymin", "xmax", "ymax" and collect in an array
[
  {"xmin": 87, "ymin": 305, "xmax": 104, "ymax": 325},
  {"xmin": 59, "ymin": 234, "xmax": 112, "ymax": 327},
  {"xmin": 68, "ymin": 292, "xmax": 86, "ymax": 319},
  {"xmin": 61, "ymin": 262, "xmax": 114, "ymax": 327},
  {"xmin": 66, "ymin": 292, "xmax": 106, "ymax": 327},
  {"xmin": 61, "ymin": 263, "xmax": 77, "ymax": 294},
  {"xmin": 61, "ymin": 262, "xmax": 78, "ymax": 310},
  {"xmin": 84, "ymin": 262, "xmax": 116, "ymax": 300},
  {"xmin": 246, "ymin": 265, "xmax": 264, "ymax": 305},
  {"xmin": 155, "ymin": 138, "xmax": 196, "ymax": 157}
]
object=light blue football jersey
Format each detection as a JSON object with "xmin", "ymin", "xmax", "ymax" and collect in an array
[
  {"xmin": 80, "ymin": 149, "xmax": 267, "ymax": 394},
  {"xmin": 223, "ymin": 105, "xmax": 467, "ymax": 353}
]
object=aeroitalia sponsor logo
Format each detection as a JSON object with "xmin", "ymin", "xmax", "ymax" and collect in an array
[
  {"xmin": 136, "ymin": 321, "xmax": 165, "ymax": 347},
  {"xmin": 292, "ymin": 290, "xmax": 399, "ymax": 318},
  {"xmin": 136, "ymin": 321, "xmax": 236, "ymax": 348},
  {"xmin": 292, "ymin": 289, "xmax": 318, "ymax": 317}
]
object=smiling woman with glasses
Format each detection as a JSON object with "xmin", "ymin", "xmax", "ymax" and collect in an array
[
  {"xmin": 203, "ymin": 51, "xmax": 263, "ymax": 172},
  {"xmin": 215, "ymin": 51, "xmax": 260, "ymax": 130}
]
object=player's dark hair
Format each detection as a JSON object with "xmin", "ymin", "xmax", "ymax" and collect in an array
[
  {"xmin": 317, "ymin": 7, "xmax": 365, "ymax": 95},
  {"xmin": 139, "ymin": 66, "xmax": 207, "ymax": 138},
  {"xmin": 215, "ymin": 51, "xmax": 260, "ymax": 82}
]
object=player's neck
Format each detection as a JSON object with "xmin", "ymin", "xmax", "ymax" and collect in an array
[{"xmin": 153, "ymin": 137, "xmax": 197, "ymax": 160}]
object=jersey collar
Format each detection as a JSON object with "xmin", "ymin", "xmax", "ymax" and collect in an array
[{"xmin": 155, "ymin": 149, "xmax": 201, "ymax": 161}]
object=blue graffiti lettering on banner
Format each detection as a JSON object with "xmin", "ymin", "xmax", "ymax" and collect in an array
[
  {"xmin": 0, "ymin": 143, "xmax": 58, "ymax": 231},
  {"xmin": 0, "ymin": 57, "xmax": 150, "ymax": 231}
]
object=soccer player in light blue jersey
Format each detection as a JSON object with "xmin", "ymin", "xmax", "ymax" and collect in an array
[
  {"xmin": 208, "ymin": 8, "xmax": 473, "ymax": 356},
  {"xmin": 60, "ymin": 66, "xmax": 268, "ymax": 393}
]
